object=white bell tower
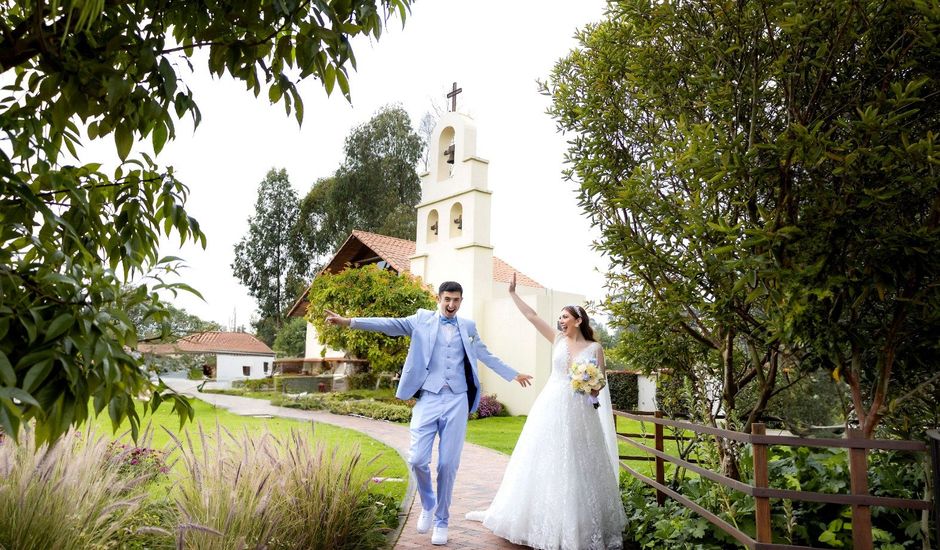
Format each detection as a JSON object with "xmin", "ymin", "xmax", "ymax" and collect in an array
[{"xmin": 411, "ymin": 86, "xmax": 494, "ymax": 321}]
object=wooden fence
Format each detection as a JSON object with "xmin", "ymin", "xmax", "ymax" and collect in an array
[{"xmin": 615, "ymin": 410, "xmax": 937, "ymax": 550}]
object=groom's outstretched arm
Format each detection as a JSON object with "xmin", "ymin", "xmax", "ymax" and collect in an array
[
  {"xmin": 350, "ymin": 315, "xmax": 417, "ymax": 337},
  {"xmin": 469, "ymin": 327, "xmax": 533, "ymax": 387},
  {"xmin": 324, "ymin": 308, "xmax": 418, "ymax": 337}
]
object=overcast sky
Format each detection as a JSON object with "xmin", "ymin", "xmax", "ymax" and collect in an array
[{"xmin": 115, "ymin": 0, "xmax": 612, "ymax": 328}]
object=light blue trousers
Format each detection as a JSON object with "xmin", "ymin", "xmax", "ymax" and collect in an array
[{"xmin": 408, "ymin": 386, "xmax": 469, "ymax": 528}]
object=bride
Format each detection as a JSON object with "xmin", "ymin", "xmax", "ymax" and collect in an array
[{"xmin": 466, "ymin": 274, "xmax": 626, "ymax": 549}]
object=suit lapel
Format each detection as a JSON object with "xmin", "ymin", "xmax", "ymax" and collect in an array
[{"xmin": 427, "ymin": 312, "xmax": 439, "ymax": 355}]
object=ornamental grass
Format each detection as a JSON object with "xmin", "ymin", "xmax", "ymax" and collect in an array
[
  {"xmin": 0, "ymin": 427, "xmax": 150, "ymax": 550},
  {"xmin": 167, "ymin": 423, "xmax": 389, "ymax": 550}
]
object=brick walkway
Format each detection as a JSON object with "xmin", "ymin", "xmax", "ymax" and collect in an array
[{"xmin": 165, "ymin": 380, "xmax": 528, "ymax": 550}]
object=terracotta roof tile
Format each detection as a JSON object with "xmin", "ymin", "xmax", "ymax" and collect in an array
[
  {"xmin": 287, "ymin": 230, "xmax": 544, "ymax": 317},
  {"xmin": 351, "ymin": 230, "xmax": 415, "ymax": 273},
  {"xmin": 493, "ymin": 257, "xmax": 542, "ymax": 288},
  {"xmin": 138, "ymin": 331, "xmax": 273, "ymax": 356},
  {"xmin": 352, "ymin": 230, "xmax": 543, "ymax": 288}
]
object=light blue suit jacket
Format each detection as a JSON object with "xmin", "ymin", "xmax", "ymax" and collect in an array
[{"xmin": 351, "ymin": 309, "xmax": 518, "ymax": 413}]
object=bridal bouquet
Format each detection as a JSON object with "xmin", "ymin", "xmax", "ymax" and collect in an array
[{"xmin": 568, "ymin": 359, "xmax": 605, "ymax": 409}]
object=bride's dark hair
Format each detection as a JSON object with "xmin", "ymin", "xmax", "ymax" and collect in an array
[{"xmin": 561, "ymin": 305, "xmax": 595, "ymax": 341}]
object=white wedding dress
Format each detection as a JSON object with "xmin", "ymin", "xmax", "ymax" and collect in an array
[{"xmin": 467, "ymin": 339, "xmax": 626, "ymax": 549}]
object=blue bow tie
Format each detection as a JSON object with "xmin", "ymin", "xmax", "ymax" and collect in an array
[{"xmin": 440, "ymin": 316, "xmax": 457, "ymax": 326}]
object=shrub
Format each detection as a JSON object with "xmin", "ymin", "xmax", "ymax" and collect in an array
[
  {"xmin": 347, "ymin": 371, "xmax": 378, "ymax": 390},
  {"xmin": 0, "ymin": 428, "xmax": 150, "ymax": 549},
  {"xmin": 607, "ymin": 371, "xmax": 639, "ymax": 411},
  {"xmin": 107, "ymin": 441, "xmax": 170, "ymax": 483},
  {"xmin": 275, "ymin": 374, "xmax": 332, "ymax": 393},
  {"xmin": 475, "ymin": 394, "xmax": 505, "ymax": 419},
  {"xmin": 233, "ymin": 377, "xmax": 275, "ymax": 392},
  {"xmin": 272, "ymin": 393, "xmax": 413, "ymax": 423},
  {"xmin": 619, "ymin": 445, "xmax": 931, "ymax": 549},
  {"xmin": 341, "ymin": 400, "xmax": 412, "ymax": 423}
]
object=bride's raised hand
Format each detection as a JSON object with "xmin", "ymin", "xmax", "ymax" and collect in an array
[{"xmin": 509, "ymin": 272, "xmax": 517, "ymax": 294}]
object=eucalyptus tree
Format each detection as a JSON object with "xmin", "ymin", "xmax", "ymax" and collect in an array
[
  {"xmin": 232, "ymin": 169, "xmax": 302, "ymax": 345},
  {"xmin": 294, "ymin": 104, "xmax": 423, "ymax": 268}
]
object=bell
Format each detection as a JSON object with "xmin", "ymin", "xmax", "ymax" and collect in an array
[
  {"xmin": 430, "ymin": 221, "xmax": 439, "ymax": 235},
  {"xmin": 445, "ymin": 144, "xmax": 455, "ymax": 165},
  {"xmin": 453, "ymin": 215, "xmax": 463, "ymax": 230}
]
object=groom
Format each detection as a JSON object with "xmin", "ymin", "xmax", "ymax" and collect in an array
[{"xmin": 325, "ymin": 281, "xmax": 532, "ymax": 545}]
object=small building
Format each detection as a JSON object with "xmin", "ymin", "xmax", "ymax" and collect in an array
[{"xmin": 139, "ymin": 331, "xmax": 275, "ymax": 382}]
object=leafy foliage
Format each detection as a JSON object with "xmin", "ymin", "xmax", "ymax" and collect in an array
[
  {"xmin": 305, "ymin": 264, "xmax": 435, "ymax": 373},
  {"xmin": 0, "ymin": 0, "xmax": 413, "ymax": 444},
  {"xmin": 293, "ymin": 104, "xmax": 423, "ymax": 268},
  {"xmin": 272, "ymin": 392, "xmax": 414, "ymax": 423},
  {"xmin": 607, "ymin": 371, "xmax": 638, "ymax": 411},
  {"xmin": 232, "ymin": 168, "xmax": 304, "ymax": 344},
  {"xmin": 131, "ymin": 301, "xmax": 222, "ymax": 343},
  {"xmin": 620, "ymin": 445, "xmax": 931, "ymax": 548},
  {"xmin": 545, "ymin": 0, "xmax": 940, "ymax": 456},
  {"xmin": 474, "ymin": 394, "xmax": 507, "ymax": 419},
  {"xmin": 272, "ymin": 317, "xmax": 307, "ymax": 358}
]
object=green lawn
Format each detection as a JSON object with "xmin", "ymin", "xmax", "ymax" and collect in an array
[
  {"xmin": 90, "ymin": 398, "xmax": 409, "ymax": 500},
  {"xmin": 186, "ymin": 390, "xmax": 693, "ymax": 486},
  {"xmin": 466, "ymin": 414, "xmax": 696, "ymax": 480}
]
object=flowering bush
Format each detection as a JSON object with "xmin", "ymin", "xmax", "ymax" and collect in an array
[
  {"xmin": 107, "ymin": 442, "xmax": 170, "ymax": 482},
  {"xmin": 476, "ymin": 394, "xmax": 505, "ymax": 419}
]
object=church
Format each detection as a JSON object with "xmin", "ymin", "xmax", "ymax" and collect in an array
[{"xmin": 287, "ymin": 105, "xmax": 583, "ymax": 414}]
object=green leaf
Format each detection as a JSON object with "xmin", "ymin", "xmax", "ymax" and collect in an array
[
  {"xmin": 115, "ymin": 125, "xmax": 133, "ymax": 160},
  {"xmin": 0, "ymin": 387, "xmax": 40, "ymax": 409},
  {"xmin": 0, "ymin": 401, "xmax": 20, "ymax": 442},
  {"xmin": 324, "ymin": 64, "xmax": 336, "ymax": 95},
  {"xmin": 269, "ymin": 83, "xmax": 282, "ymax": 103},
  {"xmin": 0, "ymin": 351, "xmax": 15, "ymax": 386},
  {"xmin": 44, "ymin": 313, "xmax": 74, "ymax": 342},
  {"xmin": 23, "ymin": 359, "xmax": 54, "ymax": 394},
  {"xmin": 152, "ymin": 121, "xmax": 168, "ymax": 155}
]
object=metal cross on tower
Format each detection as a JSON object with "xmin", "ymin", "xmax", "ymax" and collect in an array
[{"xmin": 446, "ymin": 81, "xmax": 462, "ymax": 112}]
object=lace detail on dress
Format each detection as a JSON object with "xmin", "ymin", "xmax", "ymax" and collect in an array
[{"xmin": 466, "ymin": 338, "xmax": 626, "ymax": 549}]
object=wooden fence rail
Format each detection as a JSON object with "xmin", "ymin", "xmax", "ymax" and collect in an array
[{"xmin": 614, "ymin": 410, "xmax": 936, "ymax": 550}]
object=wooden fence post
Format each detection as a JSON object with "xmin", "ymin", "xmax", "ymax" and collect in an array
[
  {"xmin": 927, "ymin": 429, "xmax": 939, "ymax": 548},
  {"xmin": 752, "ymin": 423, "xmax": 772, "ymax": 544},
  {"xmin": 847, "ymin": 428, "xmax": 873, "ymax": 550},
  {"xmin": 655, "ymin": 410, "xmax": 665, "ymax": 506}
]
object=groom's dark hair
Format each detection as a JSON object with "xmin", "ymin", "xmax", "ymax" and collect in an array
[{"xmin": 438, "ymin": 281, "xmax": 463, "ymax": 295}]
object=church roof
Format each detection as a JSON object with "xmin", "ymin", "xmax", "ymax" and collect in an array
[
  {"xmin": 138, "ymin": 331, "xmax": 274, "ymax": 356},
  {"xmin": 287, "ymin": 230, "xmax": 543, "ymax": 318}
]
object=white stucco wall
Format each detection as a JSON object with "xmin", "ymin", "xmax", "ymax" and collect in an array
[
  {"xmin": 637, "ymin": 374, "xmax": 658, "ymax": 411},
  {"xmin": 304, "ymin": 322, "xmax": 346, "ymax": 359},
  {"xmin": 478, "ymin": 284, "xmax": 585, "ymax": 415},
  {"xmin": 215, "ymin": 353, "xmax": 275, "ymax": 381}
]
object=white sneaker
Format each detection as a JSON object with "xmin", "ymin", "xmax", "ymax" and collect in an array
[
  {"xmin": 416, "ymin": 508, "xmax": 434, "ymax": 534},
  {"xmin": 431, "ymin": 526, "xmax": 448, "ymax": 545}
]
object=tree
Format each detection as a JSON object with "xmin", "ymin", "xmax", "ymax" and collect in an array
[
  {"xmin": 546, "ymin": 0, "xmax": 939, "ymax": 459},
  {"xmin": 294, "ymin": 104, "xmax": 423, "ymax": 270},
  {"xmin": 232, "ymin": 168, "xmax": 303, "ymax": 344},
  {"xmin": 0, "ymin": 0, "xmax": 413, "ymax": 444},
  {"xmin": 273, "ymin": 317, "xmax": 307, "ymax": 358},
  {"xmin": 130, "ymin": 300, "xmax": 221, "ymax": 343},
  {"xmin": 305, "ymin": 265, "xmax": 435, "ymax": 372}
]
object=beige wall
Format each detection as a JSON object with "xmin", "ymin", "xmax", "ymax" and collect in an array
[
  {"xmin": 477, "ymin": 283, "xmax": 584, "ymax": 415},
  {"xmin": 304, "ymin": 322, "xmax": 345, "ymax": 359}
]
